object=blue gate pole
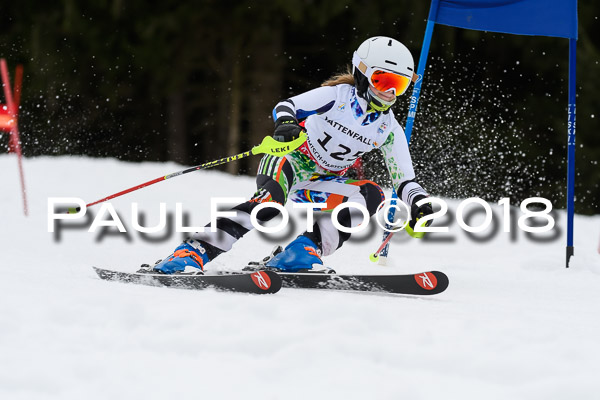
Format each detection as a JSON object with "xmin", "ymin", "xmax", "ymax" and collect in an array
[
  {"xmin": 566, "ymin": 38, "xmax": 577, "ymax": 268},
  {"xmin": 404, "ymin": 0, "xmax": 439, "ymax": 142},
  {"xmin": 378, "ymin": 0, "xmax": 439, "ymax": 264}
]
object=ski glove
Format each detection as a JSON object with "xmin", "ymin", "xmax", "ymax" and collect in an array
[
  {"xmin": 273, "ymin": 117, "xmax": 303, "ymax": 142},
  {"xmin": 409, "ymin": 195, "xmax": 434, "ymax": 230}
]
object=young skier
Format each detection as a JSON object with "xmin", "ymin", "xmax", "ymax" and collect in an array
[{"xmin": 152, "ymin": 36, "xmax": 434, "ymax": 274}]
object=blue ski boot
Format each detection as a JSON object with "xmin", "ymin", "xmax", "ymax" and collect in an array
[
  {"xmin": 152, "ymin": 239, "xmax": 211, "ymax": 274},
  {"xmin": 266, "ymin": 235, "xmax": 334, "ymax": 273}
]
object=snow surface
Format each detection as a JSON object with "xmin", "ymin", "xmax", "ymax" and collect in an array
[{"xmin": 1, "ymin": 154, "xmax": 599, "ymax": 400}]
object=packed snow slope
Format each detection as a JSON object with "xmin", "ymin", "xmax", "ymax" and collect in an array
[{"xmin": 1, "ymin": 154, "xmax": 599, "ymax": 400}]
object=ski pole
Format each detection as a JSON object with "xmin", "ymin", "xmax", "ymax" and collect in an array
[
  {"xmin": 68, "ymin": 133, "xmax": 307, "ymax": 213},
  {"xmin": 369, "ymin": 219, "xmax": 428, "ymax": 263},
  {"xmin": 369, "ymin": 231, "xmax": 396, "ymax": 262}
]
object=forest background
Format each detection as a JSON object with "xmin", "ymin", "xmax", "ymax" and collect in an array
[{"xmin": 1, "ymin": 0, "xmax": 598, "ymax": 214}]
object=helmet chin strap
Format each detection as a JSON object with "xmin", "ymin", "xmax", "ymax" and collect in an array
[{"xmin": 366, "ymin": 87, "xmax": 396, "ymax": 113}]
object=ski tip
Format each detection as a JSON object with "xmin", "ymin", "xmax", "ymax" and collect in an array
[
  {"xmin": 434, "ymin": 271, "xmax": 450, "ymax": 292},
  {"xmin": 413, "ymin": 271, "xmax": 449, "ymax": 294},
  {"xmin": 248, "ymin": 270, "xmax": 282, "ymax": 294}
]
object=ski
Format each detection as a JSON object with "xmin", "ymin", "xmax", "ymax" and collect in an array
[
  {"xmin": 269, "ymin": 270, "xmax": 448, "ymax": 295},
  {"xmin": 244, "ymin": 246, "xmax": 448, "ymax": 295},
  {"xmin": 92, "ymin": 267, "xmax": 282, "ymax": 294}
]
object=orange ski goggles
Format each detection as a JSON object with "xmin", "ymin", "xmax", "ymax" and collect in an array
[
  {"xmin": 369, "ymin": 70, "xmax": 413, "ymax": 96},
  {"xmin": 354, "ymin": 56, "xmax": 417, "ymax": 96}
]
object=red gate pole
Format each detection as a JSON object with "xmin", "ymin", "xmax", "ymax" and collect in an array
[{"xmin": 1, "ymin": 59, "xmax": 28, "ymax": 216}]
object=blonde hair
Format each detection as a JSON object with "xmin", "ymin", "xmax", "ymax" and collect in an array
[{"xmin": 321, "ymin": 66, "xmax": 354, "ymax": 87}]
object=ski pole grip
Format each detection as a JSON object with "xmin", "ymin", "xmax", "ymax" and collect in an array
[{"xmin": 252, "ymin": 132, "xmax": 307, "ymax": 157}]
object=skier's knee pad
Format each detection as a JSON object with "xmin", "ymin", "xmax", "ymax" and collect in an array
[
  {"xmin": 359, "ymin": 181, "xmax": 385, "ymax": 215},
  {"xmin": 255, "ymin": 174, "xmax": 287, "ymax": 205},
  {"xmin": 248, "ymin": 174, "xmax": 289, "ymax": 221}
]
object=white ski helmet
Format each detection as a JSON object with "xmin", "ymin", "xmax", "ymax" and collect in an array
[{"xmin": 352, "ymin": 36, "xmax": 415, "ymax": 112}]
